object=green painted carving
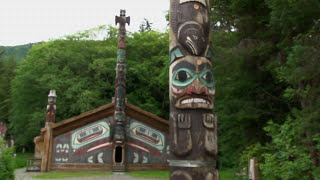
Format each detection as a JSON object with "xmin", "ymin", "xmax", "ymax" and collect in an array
[
  {"xmin": 172, "ymin": 68, "xmax": 214, "ymax": 88},
  {"xmin": 129, "ymin": 121, "xmax": 165, "ymax": 151},
  {"xmin": 117, "ymin": 49, "xmax": 126, "ymax": 63},
  {"xmin": 170, "ymin": 46, "xmax": 184, "ymax": 63},
  {"xmin": 71, "ymin": 121, "xmax": 110, "ymax": 149}
]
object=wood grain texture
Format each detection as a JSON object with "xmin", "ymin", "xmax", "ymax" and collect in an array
[
  {"xmin": 41, "ymin": 126, "xmax": 51, "ymax": 172},
  {"xmin": 169, "ymin": 0, "xmax": 219, "ymax": 179}
]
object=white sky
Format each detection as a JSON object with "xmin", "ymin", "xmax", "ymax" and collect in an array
[{"xmin": 0, "ymin": 0, "xmax": 169, "ymax": 46}]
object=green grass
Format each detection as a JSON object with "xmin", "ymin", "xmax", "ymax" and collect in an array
[
  {"xmin": 126, "ymin": 169, "xmax": 238, "ymax": 179},
  {"xmin": 220, "ymin": 168, "xmax": 238, "ymax": 180},
  {"xmin": 127, "ymin": 170, "xmax": 169, "ymax": 178},
  {"xmin": 14, "ymin": 152, "xmax": 33, "ymax": 168},
  {"xmin": 30, "ymin": 169, "xmax": 237, "ymax": 179},
  {"xmin": 33, "ymin": 171, "xmax": 111, "ymax": 179}
]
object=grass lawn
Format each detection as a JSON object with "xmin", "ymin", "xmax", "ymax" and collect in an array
[
  {"xmin": 33, "ymin": 171, "xmax": 111, "ymax": 179},
  {"xmin": 30, "ymin": 169, "xmax": 238, "ymax": 179},
  {"xmin": 220, "ymin": 168, "xmax": 238, "ymax": 180},
  {"xmin": 127, "ymin": 170, "xmax": 169, "ymax": 178},
  {"xmin": 127, "ymin": 169, "xmax": 238, "ymax": 179}
]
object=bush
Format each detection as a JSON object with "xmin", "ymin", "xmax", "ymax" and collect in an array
[{"xmin": 0, "ymin": 138, "xmax": 15, "ymax": 180}]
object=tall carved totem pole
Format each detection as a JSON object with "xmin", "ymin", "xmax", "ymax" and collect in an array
[
  {"xmin": 112, "ymin": 10, "xmax": 130, "ymax": 172},
  {"xmin": 169, "ymin": 0, "xmax": 219, "ymax": 179}
]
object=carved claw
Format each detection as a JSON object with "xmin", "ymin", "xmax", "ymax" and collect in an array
[
  {"xmin": 202, "ymin": 113, "xmax": 216, "ymax": 129},
  {"xmin": 172, "ymin": 114, "xmax": 192, "ymax": 156},
  {"xmin": 177, "ymin": 114, "xmax": 191, "ymax": 128},
  {"xmin": 203, "ymin": 113, "xmax": 218, "ymax": 155}
]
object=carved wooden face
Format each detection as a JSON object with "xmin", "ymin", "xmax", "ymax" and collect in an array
[
  {"xmin": 170, "ymin": 56, "xmax": 215, "ymax": 109},
  {"xmin": 171, "ymin": 0, "xmax": 210, "ymax": 56}
]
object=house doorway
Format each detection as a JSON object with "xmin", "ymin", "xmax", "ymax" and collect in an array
[
  {"xmin": 112, "ymin": 144, "xmax": 125, "ymax": 172},
  {"xmin": 115, "ymin": 146, "xmax": 123, "ymax": 163}
]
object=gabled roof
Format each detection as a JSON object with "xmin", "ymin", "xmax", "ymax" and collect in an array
[{"xmin": 51, "ymin": 103, "xmax": 168, "ymax": 137}]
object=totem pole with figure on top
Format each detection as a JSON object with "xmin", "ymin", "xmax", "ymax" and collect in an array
[
  {"xmin": 112, "ymin": 9, "xmax": 130, "ymax": 172},
  {"xmin": 46, "ymin": 90, "xmax": 57, "ymax": 125},
  {"xmin": 169, "ymin": 0, "xmax": 219, "ymax": 179}
]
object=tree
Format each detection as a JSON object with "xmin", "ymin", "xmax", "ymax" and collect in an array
[
  {"xmin": 9, "ymin": 26, "xmax": 169, "ymax": 150},
  {"xmin": 211, "ymin": 0, "xmax": 320, "ymax": 178},
  {"xmin": 139, "ymin": 18, "xmax": 153, "ymax": 32}
]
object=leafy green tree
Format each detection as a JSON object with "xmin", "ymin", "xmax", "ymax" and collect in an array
[
  {"xmin": 0, "ymin": 57, "xmax": 17, "ymax": 124},
  {"xmin": 211, "ymin": 1, "xmax": 320, "ymax": 178},
  {"xmin": 9, "ymin": 26, "xmax": 169, "ymax": 150}
]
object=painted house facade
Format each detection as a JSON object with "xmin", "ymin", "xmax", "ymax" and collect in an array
[
  {"xmin": 35, "ymin": 102, "xmax": 169, "ymax": 172},
  {"xmin": 32, "ymin": 10, "xmax": 169, "ymax": 172}
]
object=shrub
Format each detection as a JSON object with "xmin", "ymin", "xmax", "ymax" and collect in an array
[{"xmin": 0, "ymin": 138, "xmax": 15, "ymax": 180}]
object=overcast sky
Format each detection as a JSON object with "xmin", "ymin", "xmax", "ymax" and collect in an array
[{"xmin": 0, "ymin": 0, "xmax": 169, "ymax": 46}]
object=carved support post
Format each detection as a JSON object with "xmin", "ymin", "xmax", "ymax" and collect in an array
[
  {"xmin": 46, "ymin": 90, "xmax": 57, "ymax": 125},
  {"xmin": 112, "ymin": 9, "xmax": 130, "ymax": 172},
  {"xmin": 169, "ymin": 0, "xmax": 219, "ymax": 179},
  {"xmin": 40, "ymin": 126, "xmax": 52, "ymax": 172}
]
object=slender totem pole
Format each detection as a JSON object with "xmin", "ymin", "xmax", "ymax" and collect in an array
[
  {"xmin": 169, "ymin": 0, "xmax": 219, "ymax": 179},
  {"xmin": 46, "ymin": 90, "xmax": 57, "ymax": 125},
  {"xmin": 112, "ymin": 10, "xmax": 130, "ymax": 172}
]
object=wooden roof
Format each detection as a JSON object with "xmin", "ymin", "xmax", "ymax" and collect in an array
[{"xmin": 51, "ymin": 103, "xmax": 169, "ymax": 137}]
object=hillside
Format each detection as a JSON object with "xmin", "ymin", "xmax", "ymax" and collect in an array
[{"xmin": 0, "ymin": 43, "xmax": 37, "ymax": 63}]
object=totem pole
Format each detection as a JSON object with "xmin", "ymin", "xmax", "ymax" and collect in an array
[
  {"xmin": 169, "ymin": 0, "xmax": 219, "ymax": 179},
  {"xmin": 46, "ymin": 90, "xmax": 57, "ymax": 125},
  {"xmin": 112, "ymin": 9, "xmax": 130, "ymax": 172}
]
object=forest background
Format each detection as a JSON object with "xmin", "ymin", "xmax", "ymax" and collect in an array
[{"xmin": 0, "ymin": 0, "xmax": 319, "ymax": 179}]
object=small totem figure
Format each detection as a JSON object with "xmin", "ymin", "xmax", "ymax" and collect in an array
[
  {"xmin": 46, "ymin": 90, "xmax": 57, "ymax": 124},
  {"xmin": 169, "ymin": 0, "xmax": 219, "ymax": 179}
]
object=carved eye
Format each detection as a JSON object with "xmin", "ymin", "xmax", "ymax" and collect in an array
[
  {"xmin": 172, "ymin": 68, "xmax": 195, "ymax": 87},
  {"xmin": 176, "ymin": 70, "xmax": 191, "ymax": 82},
  {"xmin": 199, "ymin": 70, "xmax": 214, "ymax": 88},
  {"xmin": 202, "ymin": 72, "xmax": 212, "ymax": 83}
]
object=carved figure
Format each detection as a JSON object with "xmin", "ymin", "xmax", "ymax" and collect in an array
[
  {"xmin": 171, "ymin": 0, "xmax": 210, "ymax": 56},
  {"xmin": 169, "ymin": 0, "xmax": 219, "ymax": 179},
  {"xmin": 113, "ymin": 10, "xmax": 129, "ymax": 143},
  {"xmin": 112, "ymin": 9, "xmax": 130, "ymax": 172},
  {"xmin": 170, "ymin": 56, "xmax": 215, "ymax": 109},
  {"xmin": 46, "ymin": 90, "xmax": 57, "ymax": 124},
  {"xmin": 172, "ymin": 113, "xmax": 192, "ymax": 156}
]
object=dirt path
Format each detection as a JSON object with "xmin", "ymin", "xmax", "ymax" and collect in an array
[{"xmin": 14, "ymin": 169, "xmax": 168, "ymax": 180}]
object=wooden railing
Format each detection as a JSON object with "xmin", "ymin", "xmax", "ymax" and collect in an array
[{"xmin": 26, "ymin": 158, "xmax": 41, "ymax": 172}]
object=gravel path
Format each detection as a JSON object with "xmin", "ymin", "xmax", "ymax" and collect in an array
[{"xmin": 14, "ymin": 169, "xmax": 168, "ymax": 180}]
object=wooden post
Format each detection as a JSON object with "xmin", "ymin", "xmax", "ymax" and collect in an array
[
  {"xmin": 169, "ymin": 0, "xmax": 219, "ymax": 179},
  {"xmin": 249, "ymin": 158, "xmax": 259, "ymax": 180},
  {"xmin": 112, "ymin": 9, "xmax": 130, "ymax": 172},
  {"xmin": 40, "ymin": 90, "xmax": 56, "ymax": 172},
  {"xmin": 41, "ymin": 125, "xmax": 52, "ymax": 172}
]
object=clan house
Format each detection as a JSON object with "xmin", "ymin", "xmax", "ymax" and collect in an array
[{"xmin": 32, "ymin": 10, "xmax": 169, "ymax": 172}]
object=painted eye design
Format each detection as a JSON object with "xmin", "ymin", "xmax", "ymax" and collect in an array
[
  {"xmin": 172, "ymin": 68, "xmax": 196, "ymax": 87},
  {"xmin": 176, "ymin": 70, "xmax": 192, "ymax": 82},
  {"xmin": 199, "ymin": 70, "xmax": 214, "ymax": 88},
  {"xmin": 202, "ymin": 71, "xmax": 212, "ymax": 83}
]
